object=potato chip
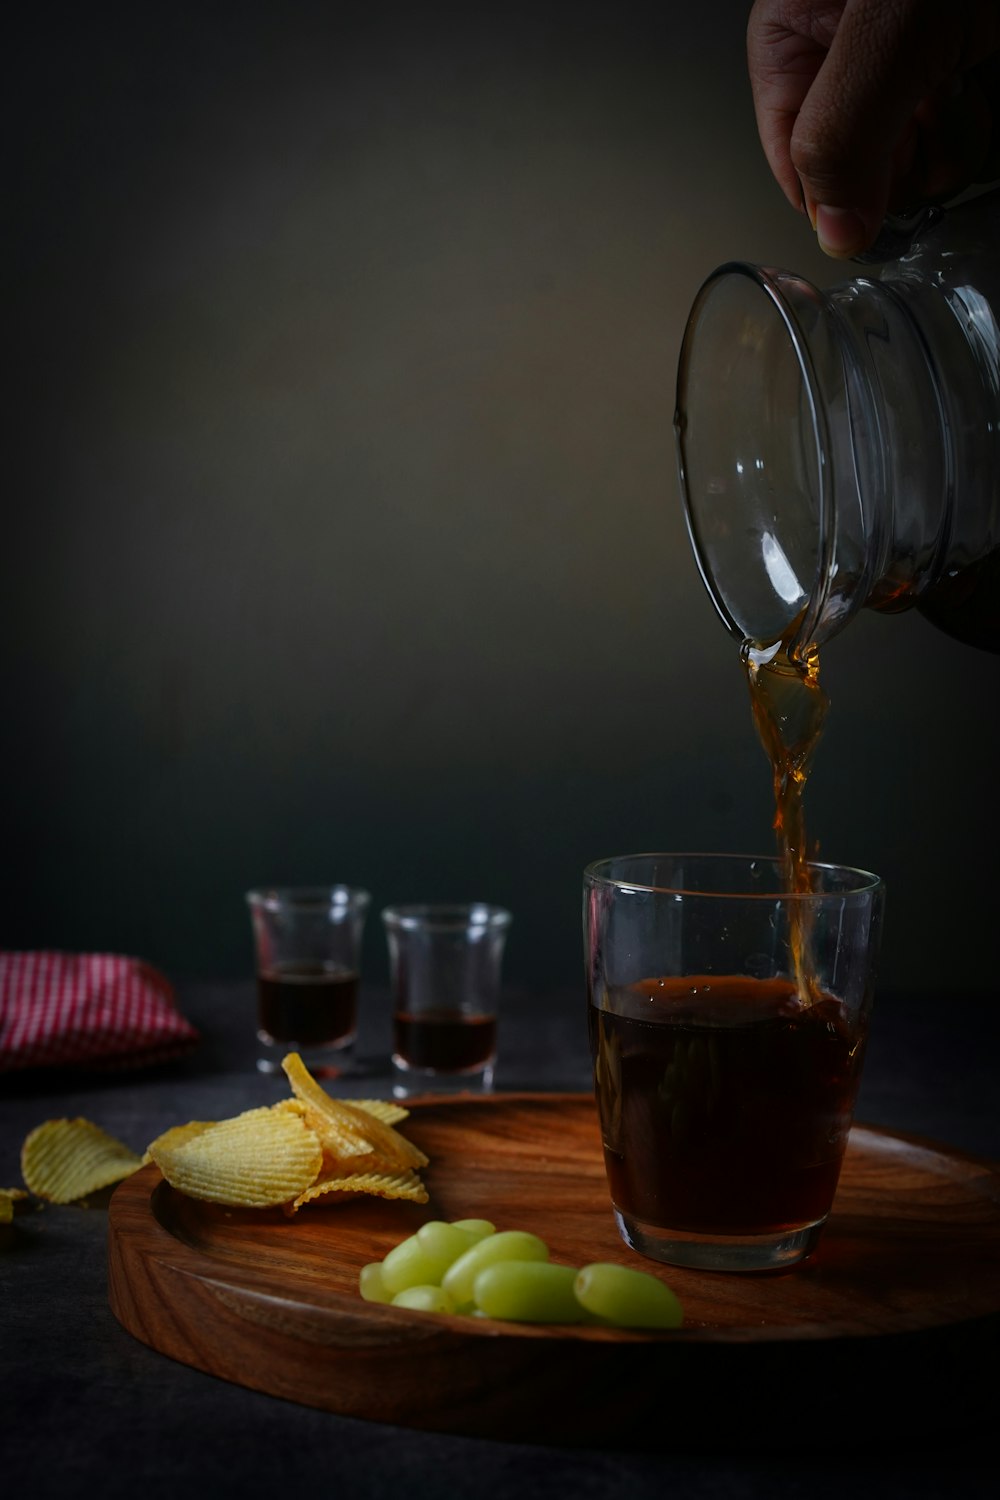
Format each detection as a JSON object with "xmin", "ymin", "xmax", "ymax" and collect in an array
[
  {"xmin": 335, "ymin": 1098, "xmax": 428, "ymax": 1170},
  {"xmin": 147, "ymin": 1103, "xmax": 322, "ymax": 1208},
  {"xmin": 353, "ymin": 1099, "xmax": 410, "ymax": 1126},
  {"xmin": 20, "ymin": 1119, "xmax": 143, "ymax": 1204},
  {"xmin": 144, "ymin": 1101, "xmax": 306, "ymax": 1163},
  {"xmin": 142, "ymin": 1120, "xmax": 215, "ymax": 1164},
  {"xmin": 280, "ymin": 1053, "xmax": 372, "ymax": 1158},
  {"xmin": 301, "ymin": 1110, "xmax": 373, "ymax": 1163},
  {"xmin": 281, "ymin": 1053, "xmax": 428, "ymax": 1170},
  {"xmin": 288, "ymin": 1166, "xmax": 429, "ymax": 1213}
]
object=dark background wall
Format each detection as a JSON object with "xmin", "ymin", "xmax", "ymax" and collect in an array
[{"xmin": 6, "ymin": 0, "xmax": 999, "ymax": 996}]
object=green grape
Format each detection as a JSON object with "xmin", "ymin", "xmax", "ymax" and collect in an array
[
  {"xmin": 380, "ymin": 1221, "xmax": 483, "ymax": 1295},
  {"xmin": 358, "ymin": 1262, "xmax": 391, "ymax": 1303},
  {"xmin": 573, "ymin": 1262, "xmax": 683, "ymax": 1330},
  {"xmin": 391, "ymin": 1284, "xmax": 456, "ymax": 1314},
  {"xmin": 450, "ymin": 1218, "xmax": 496, "ymax": 1239},
  {"xmin": 379, "ymin": 1233, "xmax": 440, "ymax": 1296},
  {"xmin": 416, "ymin": 1220, "xmax": 485, "ymax": 1268},
  {"xmin": 441, "ymin": 1230, "xmax": 549, "ymax": 1306},
  {"xmin": 472, "ymin": 1260, "xmax": 589, "ymax": 1324}
]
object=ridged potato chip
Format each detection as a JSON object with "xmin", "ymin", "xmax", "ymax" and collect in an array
[
  {"xmin": 280, "ymin": 1053, "xmax": 374, "ymax": 1158},
  {"xmin": 136, "ymin": 1055, "xmax": 428, "ymax": 1211},
  {"xmin": 282, "ymin": 1053, "xmax": 428, "ymax": 1170},
  {"xmin": 335, "ymin": 1098, "xmax": 428, "ymax": 1170},
  {"xmin": 142, "ymin": 1119, "xmax": 215, "ymax": 1163},
  {"xmin": 288, "ymin": 1166, "xmax": 429, "ymax": 1213},
  {"xmin": 20, "ymin": 1119, "xmax": 143, "ymax": 1204},
  {"xmin": 352, "ymin": 1099, "xmax": 410, "ymax": 1127},
  {"xmin": 147, "ymin": 1103, "xmax": 322, "ymax": 1208}
]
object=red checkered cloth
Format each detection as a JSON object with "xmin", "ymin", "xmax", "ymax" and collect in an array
[{"xmin": 0, "ymin": 952, "xmax": 200, "ymax": 1072}]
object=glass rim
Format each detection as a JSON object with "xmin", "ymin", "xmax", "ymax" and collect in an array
[
  {"xmin": 676, "ymin": 259, "xmax": 835, "ymax": 653},
  {"xmin": 381, "ymin": 902, "xmax": 512, "ymax": 932},
  {"xmin": 583, "ymin": 852, "xmax": 883, "ymax": 900},
  {"xmin": 245, "ymin": 885, "xmax": 371, "ymax": 912}
]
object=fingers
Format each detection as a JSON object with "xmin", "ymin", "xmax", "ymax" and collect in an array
[
  {"xmin": 748, "ymin": 0, "xmax": 1000, "ymax": 259},
  {"xmin": 789, "ymin": 0, "xmax": 939, "ymax": 255},
  {"xmin": 747, "ymin": 0, "xmax": 846, "ymax": 215}
]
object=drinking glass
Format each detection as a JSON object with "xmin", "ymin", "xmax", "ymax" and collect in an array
[
  {"xmin": 584, "ymin": 853, "xmax": 884, "ymax": 1272},
  {"xmin": 246, "ymin": 886, "xmax": 370, "ymax": 1077},
  {"xmin": 382, "ymin": 904, "xmax": 512, "ymax": 1098}
]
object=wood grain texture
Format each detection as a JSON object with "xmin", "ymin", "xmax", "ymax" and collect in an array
[{"xmin": 107, "ymin": 1093, "xmax": 1000, "ymax": 1450}]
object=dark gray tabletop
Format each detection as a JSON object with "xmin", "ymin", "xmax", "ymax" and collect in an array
[{"xmin": 3, "ymin": 983, "xmax": 998, "ymax": 1500}]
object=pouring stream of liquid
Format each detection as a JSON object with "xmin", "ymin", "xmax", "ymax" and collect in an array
[{"xmin": 742, "ymin": 636, "xmax": 830, "ymax": 1005}]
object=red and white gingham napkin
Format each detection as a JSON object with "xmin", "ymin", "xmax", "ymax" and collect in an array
[{"xmin": 0, "ymin": 952, "xmax": 200, "ymax": 1072}]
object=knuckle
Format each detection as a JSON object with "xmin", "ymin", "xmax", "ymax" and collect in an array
[{"xmin": 788, "ymin": 124, "xmax": 854, "ymax": 192}]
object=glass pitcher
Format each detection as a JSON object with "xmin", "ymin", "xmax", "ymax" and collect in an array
[{"xmin": 674, "ymin": 186, "xmax": 1000, "ymax": 655}]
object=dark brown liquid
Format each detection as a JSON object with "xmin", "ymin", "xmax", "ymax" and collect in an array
[
  {"xmin": 257, "ymin": 962, "xmax": 358, "ymax": 1047},
  {"xmin": 589, "ymin": 975, "xmax": 867, "ymax": 1234},
  {"xmin": 393, "ymin": 1010, "xmax": 497, "ymax": 1073}
]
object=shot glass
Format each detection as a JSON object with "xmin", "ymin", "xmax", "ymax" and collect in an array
[
  {"xmin": 246, "ymin": 886, "xmax": 370, "ymax": 1077},
  {"xmin": 382, "ymin": 903, "xmax": 512, "ymax": 1098},
  {"xmin": 584, "ymin": 853, "xmax": 884, "ymax": 1272}
]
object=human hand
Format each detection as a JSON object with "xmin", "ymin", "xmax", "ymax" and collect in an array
[{"xmin": 747, "ymin": 0, "xmax": 1000, "ymax": 256}]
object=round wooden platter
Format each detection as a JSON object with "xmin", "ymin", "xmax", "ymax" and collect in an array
[{"xmin": 108, "ymin": 1092, "xmax": 1000, "ymax": 1451}]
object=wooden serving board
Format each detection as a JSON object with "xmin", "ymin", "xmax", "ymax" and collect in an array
[{"xmin": 108, "ymin": 1093, "xmax": 1000, "ymax": 1451}]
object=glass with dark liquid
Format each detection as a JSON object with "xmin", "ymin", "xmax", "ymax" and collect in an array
[
  {"xmin": 383, "ymin": 904, "xmax": 511, "ymax": 1098},
  {"xmin": 585, "ymin": 854, "xmax": 883, "ymax": 1272},
  {"xmin": 246, "ymin": 886, "xmax": 370, "ymax": 1076}
]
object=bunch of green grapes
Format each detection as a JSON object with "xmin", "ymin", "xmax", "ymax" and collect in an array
[{"xmin": 358, "ymin": 1219, "xmax": 683, "ymax": 1329}]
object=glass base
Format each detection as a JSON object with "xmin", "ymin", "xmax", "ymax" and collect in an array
[
  {"xmin": 256, "ymin": 1030, "xmax": 356, "ymax": 1080},
  {"xmin": 391, "ymin": 1054, "xmax": 494, "ymax": 1099},
  {"xmin": 613, "ymin": 1208, "xmax": 827, "ymax": 1272}
]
